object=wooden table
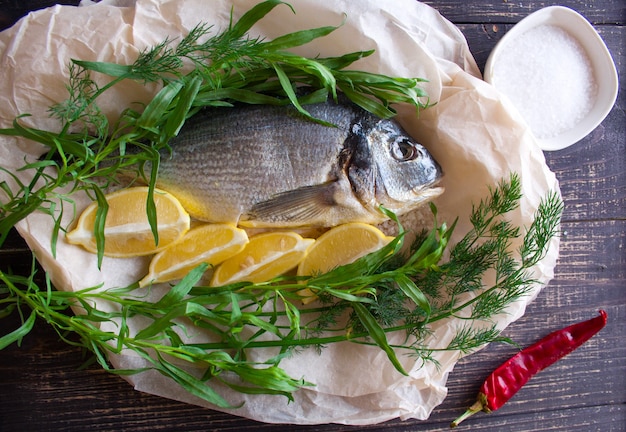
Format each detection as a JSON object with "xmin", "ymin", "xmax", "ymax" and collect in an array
[{"xmin": 1, "ymin": 1, "xmax": 624, "ymax": 431}]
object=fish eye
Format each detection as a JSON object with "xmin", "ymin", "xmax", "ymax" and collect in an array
[{"xmin": 390, "ymin": 138, "xmax": 422, "ymax": 161}]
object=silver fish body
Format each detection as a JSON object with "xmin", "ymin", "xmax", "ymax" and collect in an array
[{"xmin": 148, "ymin": 99, "xmax": 443, "ymax": 228}]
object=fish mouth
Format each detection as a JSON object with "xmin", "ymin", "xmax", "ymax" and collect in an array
[
  {"xmin": 413, "ymin": 171, "xmax": 444, "ymax": 194},
  {"xmin": 381, "ymin": 184, "xmax": 444, "ymax": 217},
  {"xmin": 416, "ymin": 185, "xmax": 445, "ymax": 200},
  {"xmin": 410, "ymin": 182, "xmax": 445, "ymax": 203}
]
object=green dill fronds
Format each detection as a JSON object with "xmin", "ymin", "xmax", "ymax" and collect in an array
[
  {"xmin": 0, "ymin": 174, "xmax": 563, "ymax": 405},
  {"xmin": 0, "ymin": 0, "xmax": 430, "ymax": 250},
  {"xmin": 444, "ymin": 323, "xmax": 515, "ymax": 354},
  {"xmin": 49, "ymin": 62, "xmax": 109, "ymax": 138},
  {"xmin": 520, "ymin": 190, "xmax": 563, "ymax": 266}
]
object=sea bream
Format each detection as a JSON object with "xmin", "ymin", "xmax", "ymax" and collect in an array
[{"xmin": 141, "ymin": 97, "xmax": 443, "ymax": 228}]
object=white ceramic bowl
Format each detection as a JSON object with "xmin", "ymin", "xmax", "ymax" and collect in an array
[{"xmin": 484, "ymin": 6, "xmax": 618, "ymax": 151}]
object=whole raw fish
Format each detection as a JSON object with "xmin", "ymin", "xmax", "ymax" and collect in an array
[{"xmin": 144, "ymin": 98, "xmax": 443, "ymax": 227}]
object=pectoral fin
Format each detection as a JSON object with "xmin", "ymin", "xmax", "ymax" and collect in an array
[{"xmin": 240, "ymin": 182, "xmax": 339, "ymax": 227}]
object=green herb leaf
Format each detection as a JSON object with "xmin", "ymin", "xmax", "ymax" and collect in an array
[
  {"xmin": 395, "ymin": 274, "xmax": 431, "ymax": 316},
  {"xmin": 0, "ymin": 310, "xmax": 36, "ymax": 349},
  {"xmin": 228, "ymin": 0, "xmax": 291, "ymax": 39},
  {"xmin": 260, "ymin": 23, "xmax": 341, "ymax": 51},
  {"xmin": 352, "ymin": 302, "xmax": 408, "ymax": 376},
  {"xmin": 154, "ymin": 264, "xmax": 208, "ymax": 309},
  {"xmin": 71, "ymin": 60, "xmax": 134, "ymax": 78},
  {"xmin": 92, "ymin": 186, "xmax": 109, "ymax": 268}
]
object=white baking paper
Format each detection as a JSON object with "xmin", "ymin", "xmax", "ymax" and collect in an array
[{"xmin": 0, "ymin": 0, "xmax": 559, "ymax": 425}]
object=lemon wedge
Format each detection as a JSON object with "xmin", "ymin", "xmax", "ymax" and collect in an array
[
  {"xmin": 296, "ymin": 223, "xmax": 394, "ymax": 303},
  {"xmin": 211, "ymin": 232, "xmax": 314, "ymax": 286},
  {"xmin": 66, "ymin": 187, "xmax": 190, "ymax": 257},
  {"xmin": 139, "ymin": 223, "xmax": 249, "ymax": 287},
  {"xmin": 297, "ymin": 223, "xmax": 394, "ymax": 277}
]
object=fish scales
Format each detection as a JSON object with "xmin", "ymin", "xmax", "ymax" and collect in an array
[{"xmin": 147, "ymin": 98, "xmax": 443, "ymax": 228}]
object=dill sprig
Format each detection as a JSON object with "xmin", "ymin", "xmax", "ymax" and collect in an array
[
  {"xmin": 0, "ymin": 0, "xmax": 428, "ymax": 254},
  {"xmin": 1, "ymin": 174, "xmax": 563, "ymax": 405}
]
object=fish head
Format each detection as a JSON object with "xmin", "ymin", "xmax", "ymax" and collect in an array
[{"xmin": 362, "ymin": 120, "xmax": 444, "ymax": 214}]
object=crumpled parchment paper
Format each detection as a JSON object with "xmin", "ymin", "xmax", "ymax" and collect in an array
[{"xmin": 0, "ymin": 0, "xmax": 559, "ymax": 425}]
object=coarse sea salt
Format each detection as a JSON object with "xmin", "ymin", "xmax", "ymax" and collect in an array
[{"xmin": 491, "ymin": 24, "xmax": 598, "ymax": 140}]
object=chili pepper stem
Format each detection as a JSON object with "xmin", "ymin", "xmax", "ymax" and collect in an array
[
  {"xmin": 449, "ymin": 310, "xmax": 607, "ymax": 428},
  {"xmin": 450, "ymin": 395, "xmax": 488, "ymax": 428}
]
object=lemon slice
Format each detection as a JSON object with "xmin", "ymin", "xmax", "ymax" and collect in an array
[
  {"xmin": 297, "ymin": 223, "xmax": 394, "ymax": 277},
  {"xmin": 139, "ymin": 224, "xmax": 249, "ymax": 287},
  {"xmin": 296, "ymin": 223, "xmax": 394, "ymax": 303},
  {"xmin": 211, "ymin": 232, "xmax": 315, "ymax": 286},
  {"xmin": 66, "ymin": 187, "xmax": 190, "ymax": 257}
]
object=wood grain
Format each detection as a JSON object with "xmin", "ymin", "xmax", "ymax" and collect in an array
[
  {"xmin": 1, "ymin": 1, "xmax": 624, "ymax": 431},
  {"xmin": 423, "ymin": 0, "xmax": 626, "ymax": 24}
]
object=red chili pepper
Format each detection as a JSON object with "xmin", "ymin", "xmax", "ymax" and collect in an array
[{"xmin": 451, "ymin": 310, "xmax": 607, "ymax": 428}]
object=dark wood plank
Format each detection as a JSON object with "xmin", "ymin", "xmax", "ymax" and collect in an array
[
  {"xmin": 0, "ymin": 1, "xmax": 624, "ymax": 431},
  {"xmin": 0, "ymin": 0, "xmax": 81, "ymax": 31},
  {"xmin": 423, "ymin": 0, "xmax": 626, "ymax": 24}
]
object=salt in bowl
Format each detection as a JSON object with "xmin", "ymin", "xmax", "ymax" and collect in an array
[{"xmin": 484, "ymin": 6, "xmax": 619, "ymax": 151}]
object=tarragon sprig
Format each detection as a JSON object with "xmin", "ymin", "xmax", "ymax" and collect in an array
[
  {"xmin": 0, "ymin": 0, "xmax": 429, "ymax": 253},
  {"xmin": 1, "ymin": 174, "xmax": 563, "ymax": 405}
]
